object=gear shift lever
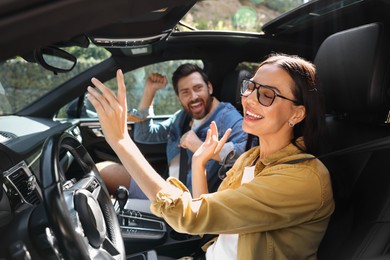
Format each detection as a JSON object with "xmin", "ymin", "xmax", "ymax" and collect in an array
[{"xmin": 115, "ymin": 185, "xmax": 129, "ymax": 213}]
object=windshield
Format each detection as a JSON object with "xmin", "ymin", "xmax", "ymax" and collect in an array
[
  {"xmin": 0, "ymin": 45, "xmax": 110, "ymax": 115},
  {"xmin": 182, "ymin": 0, "xmax": 311, "ymax": 33}
]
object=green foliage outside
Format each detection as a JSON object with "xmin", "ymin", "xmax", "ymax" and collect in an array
[
  {"xmin": 184, "ymin": 0, "xmax": 305, "ymax": 32},
  {"xmin": 264, "ymin": 0, "xmax": 305, "ymax": 13},
  {"xmin": 0, "ymin": 54, "xmax": 103, "ymax": 115}
]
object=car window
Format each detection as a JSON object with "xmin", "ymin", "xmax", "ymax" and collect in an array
[
  {"xmin": 71, "ymin": 60, "xmax": 203, "ymax": 119},
  {"xmin": 237, "ymin": 61, "xmax": 259, "ymax": 74},
  {"xmin": 118, "ymin": 60, "xmax": 203, "ymax": 116},
  {"xmin": 0, "ymin": 44, "xmax": 110, "ymax": 116},
  {"xmin": 180, "ymin": 0, "xmax": 310, "ymax": 33}
]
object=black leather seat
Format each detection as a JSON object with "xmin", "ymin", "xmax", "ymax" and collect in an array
[{"xmin": 315, "ymin": 23, "xmax": 390, "ymax": 259}]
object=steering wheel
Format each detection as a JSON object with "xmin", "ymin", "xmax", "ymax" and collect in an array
[{"xmin": 40, "ymin": 132, "xmax": 125, "ymax": 260}]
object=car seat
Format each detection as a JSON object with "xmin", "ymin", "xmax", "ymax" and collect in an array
[{"xmin": 315, "ymin": 23, "xmax": 390, "ymax": 259}]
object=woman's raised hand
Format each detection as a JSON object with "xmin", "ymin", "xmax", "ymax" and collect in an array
[
  {"xmin": 87, "ymin": 69, "xmax": 130, "ymax": 148},
  {"xmin": 87, "ymin": 69, "xmax": 170, "ymax": 200},
  {"xmin": 191, "ymin": 121, "xmax": 231, "ymax": 197}
]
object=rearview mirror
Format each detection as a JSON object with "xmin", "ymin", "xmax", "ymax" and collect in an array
[{"xmin": 34, "ymin": 47, "xmax": 76, "ymax": 73}]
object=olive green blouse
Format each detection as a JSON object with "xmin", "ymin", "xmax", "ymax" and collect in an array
[{"xmin": 151, "ymin": 141, "xmax": 335, "ymax": 259}]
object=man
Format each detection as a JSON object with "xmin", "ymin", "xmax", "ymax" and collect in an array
[{"xmin": 98, "ymin": 63, "xmax": 248, "ymax": 198}]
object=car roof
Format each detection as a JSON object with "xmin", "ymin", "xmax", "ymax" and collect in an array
[
  {"xmin": 0, "ymin": 0, "xmax": 196, "ymax": 61},
  {"xmin": 2, "ymin": 0, "xmax": 390, "ymax": 63},
  {"xmin": 263, "ymin": 0, "xmax": 390, "ymax": 46}
]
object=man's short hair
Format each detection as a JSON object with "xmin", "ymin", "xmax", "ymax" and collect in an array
[{"xmin": 172, "ymin": 63, "xmax": 209, "ymax": 95}]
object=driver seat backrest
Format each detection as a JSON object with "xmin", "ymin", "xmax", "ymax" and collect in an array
[{"xmin": 315, "ymin": 23, "xmax": 390, "ymax": 259}]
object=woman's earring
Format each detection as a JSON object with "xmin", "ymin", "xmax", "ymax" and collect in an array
[{"xmin": 288, "ymin": 121, "xmax": 294, "ymax": 127}]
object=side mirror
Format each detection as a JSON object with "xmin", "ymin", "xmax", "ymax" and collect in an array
[
  {"xmin": 34, "ymin": 47, "xmax": 76, "ymax": 73},
  {"xmin": 66, "ymin": 96, "xmax": 97, "ymax": 118}
]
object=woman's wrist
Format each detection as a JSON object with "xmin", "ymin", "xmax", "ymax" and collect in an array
[{"xmin": 192, "ymin": 156, "xmax": 207, "ymax": 169}]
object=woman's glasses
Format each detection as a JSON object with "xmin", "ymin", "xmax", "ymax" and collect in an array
[{"xmin": 240, "ymin": 79, "xmax": 298, "ymax": 107}]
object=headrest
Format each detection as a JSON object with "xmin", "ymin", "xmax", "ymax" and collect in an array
[
  {"xmin": 220, "ymin": 69, "xmax": 252, "ymax": 112},
  {"xmin": 314, "ymin": 23, "xmax": 390, "ymax": 116}
]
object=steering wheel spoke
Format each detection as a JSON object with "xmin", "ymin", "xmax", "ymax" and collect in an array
[{"xmin": 40, "ymin": 133, "xmax": 125, "ymax": 260}]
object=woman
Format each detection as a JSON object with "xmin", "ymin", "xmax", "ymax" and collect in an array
[{"xmin": 87, "ymin": 53, "xmax": 334, "ymax": 259}]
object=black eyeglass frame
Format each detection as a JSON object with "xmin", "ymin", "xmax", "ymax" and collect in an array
[{"xmin": 240, "ymin": 79, "xmax": 298, "ymax": 107}]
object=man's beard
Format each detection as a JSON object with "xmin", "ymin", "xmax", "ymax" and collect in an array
[{"xmin": 184, "ymin": 96, "xmax": 213, "ymax": 120}]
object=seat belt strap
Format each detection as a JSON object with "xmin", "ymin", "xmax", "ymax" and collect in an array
[{"xmin": 178, "ymin": 114, "xmax": 192, "ymax": 184}]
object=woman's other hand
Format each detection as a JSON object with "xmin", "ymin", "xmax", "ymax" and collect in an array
[{"xmin": 193, "ymin": 121, "xmax": 231, "ymax": 167}]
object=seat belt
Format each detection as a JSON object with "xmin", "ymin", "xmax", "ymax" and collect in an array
[
  {"xmin": 285, "ymin": 134, "xmax": 390, "ymax": 164},
  {"xmin": 179, "ymin": 114, "xmax": 192, "ymax": 185}
]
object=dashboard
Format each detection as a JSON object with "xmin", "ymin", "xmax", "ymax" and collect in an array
[
  {"xmin": 0, "ymin": 115, "xmax": 80, "ymax": 228},
  {"xmin": 0, "ymin": 115, "xmax": 201, "ymax": 259}
]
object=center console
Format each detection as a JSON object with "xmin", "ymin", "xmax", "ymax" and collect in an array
[
  {"xmin": 118, "ymin": 209, "xmax": 167, "ymax": 242},
  {"xmin": 113, "ymin": 188, "xmax": 202, "ymax": 260}
]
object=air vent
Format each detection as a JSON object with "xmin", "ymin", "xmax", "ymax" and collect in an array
[
  {"xmin": 0, "ymin": 131, "xmax": 17, "ymax": 142},
  {"xmin": 4, "ymin": 162, "xmax": 41, "ymax": 206}
]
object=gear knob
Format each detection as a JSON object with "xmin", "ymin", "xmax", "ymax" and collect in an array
[{"xmin": 115, "ymin": 185, "xmax": 129, "ymax": 212}]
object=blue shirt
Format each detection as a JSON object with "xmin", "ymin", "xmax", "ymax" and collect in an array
[{"xmin": 133, "ymin": 102, "xmax": 248, "ymax": 192}]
